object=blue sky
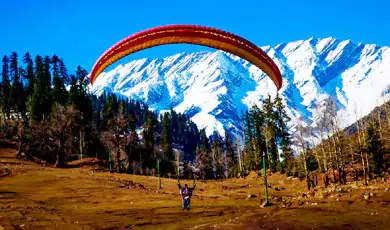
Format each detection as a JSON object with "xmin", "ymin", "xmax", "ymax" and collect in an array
[{"xmin": 1, "ymin": 0, "xmax": 389, "ymax": 73}]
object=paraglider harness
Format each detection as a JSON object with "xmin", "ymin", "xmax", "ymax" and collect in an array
[{"xmin": 178, "ymin": 180, "xmax": 196, "ymax": 210}]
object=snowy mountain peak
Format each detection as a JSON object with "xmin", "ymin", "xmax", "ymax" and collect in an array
[{"xmin": 89, "ymin": 37, "xmax": 390, "ymax": 142}]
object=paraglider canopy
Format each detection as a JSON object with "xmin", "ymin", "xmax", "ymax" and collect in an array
[{"xmin": 89, "ymin": 24, "xmax": 283, "ymax": 90}]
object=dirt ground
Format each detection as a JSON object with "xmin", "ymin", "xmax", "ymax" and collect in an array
[{"xmin": 1, "ymin": 148, "xmax": 389, "ymax": 230}]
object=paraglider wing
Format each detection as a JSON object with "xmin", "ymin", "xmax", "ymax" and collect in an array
[{"xmin": 89, "ymin": 24, "xmax": 282, "ymax": 90}]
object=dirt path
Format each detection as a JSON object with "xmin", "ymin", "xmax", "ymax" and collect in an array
[{"xmin": 1, "ymin": 148, "xmax": 389, "ymax": 229}]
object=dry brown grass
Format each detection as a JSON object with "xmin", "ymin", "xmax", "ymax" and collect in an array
[{"xmin": 0, "ymin": 148, "xmax": 389, "ymax": 229}]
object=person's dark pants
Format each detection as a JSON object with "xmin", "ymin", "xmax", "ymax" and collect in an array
[{"xmin": 183, "ymin": 198, "xmax": 190, "ymax": 210}]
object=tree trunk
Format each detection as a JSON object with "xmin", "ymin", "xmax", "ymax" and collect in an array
[
  {"xmin": 365, "ymin": 152, "xmax": 370, "ymax": 180},
  {"xmin": 139, "ymin": 152, "xmax": 143, "ymax": 175},
  {"xmin": 116, "ymin": 146, "xmax": 121, "ymax": 173},
  {"xmin": 331, "ymin": 135, "xmax": 339, "ymax": 170},
  {"xmin": 360, "ymin": 119, "xmax": 371, "ymax": 180},
  {"xmin": 253, "ymin": 138, "xmax": 258, "ymax": 171},
  {"xmin": 236, "ymin": 137, "xmax": 243, "ymax": 177},
  {"xmin": 176, "ymin": 150, "xmax": 181, "ymax": 179},
  {"xmin": 79, "ymin": 130, "xmax": 83, "ymax": 167},
  {"xmin": 362, "ymin": 154, "xmax": 368, "ymax": 186},
  {"xmin": 54, "ymin": 141, "xmax": 63, "ymax": 168},
  {"xmin": 332, "ymin": 115, "xmax": 344, "ymax": 168},
  {"xmin": 310, "ymin": 130, "xmax": 322, "ymax": 172},
  {"xmin": 212, "ymin": 146, "xmax": 216, "ymax": 179},
  {"xmin": 297, "ymin": 118, "xmax": 310, "ymax": 189},
  {"xmin": 318, "ymin": 122, "xmax": 328, "ymax": 172},
  {"xmin": 350, "ymin": 142, "xmax": 354, "ymax": 163},
  {"xmin": 377, "ymin": 109, "xmax": 383, "ymax": 140}
]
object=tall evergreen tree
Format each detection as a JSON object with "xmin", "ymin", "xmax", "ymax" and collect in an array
[
  {"xmin": 161, "ymin": 112, "xmax": 173, "ymax": 160},
  {"xmin": 198, "ymin": 128, "xmax": 213, "ymax": 178},
  {"xmin": 199, "ymin": 128, "xmax": 210, "ymax": 153},
  {"xmin": 274, "ymin": 92, "xmax": 293, "ymax": 174},
  {"xmin": 9, "ymin": 52, "xmax": 20, "ymax": 107},
  {"xmin": 102, "ymin": 94, "xmax": 119, "ymax": 128},
  {"xmin": 9, "ymin": 52, "xmax": 26, "ymax": 117},
  {"xmin": 365, "ymin": 120, "xmax": 386, "ymax": 176},
  {"xmin": 252, "ymin": 105, "xmax": 266, "ymax": 170},
  {"xmin": 68, "ymin": 74, "xmax": 78, "ymax": 106},
  {"xmin": 1, "ymin": 55, "xmax": 11, "ymax": 118},
  {"xmin": 143, "ymin": 112, "xmax": 155, "ymax": 149},
  {"xmin": 224, "ymin": 132, "xmax": 236, "ymax": 164},
  {"xmin": 263, "ymin": 95, "xmax": 279, "ymax": 172},
  {"xmin": 211, "ymin": 131, "xmax": 224, "ymax": 179},
  {"xmin": 59, "ymin": 58, "xmax": 70, "ymax": 85},
  {"xmin": 43, "ymin": 56, "xmax": 53, "ymax": 118},
  {"xmin": 22, "ymin": 52, "xmax": 35, "ymax": 99},
  {"xmin": 70, "ymin": 66, "xmax": 92, "ymax": 123},
  {"xmin": 51, "ymin": 55, "xmax": 67, "ymax": 105},
  {"xmin": 243, "ymin": 111, "xmax": 254, "ymax": 165},
  {"xmin": 141, "ymin": 112, "xmax": 155, "ymax": 170},
  {"xmin": 30, "ymin": 55, "xmax": 52, "ymax": 120}
]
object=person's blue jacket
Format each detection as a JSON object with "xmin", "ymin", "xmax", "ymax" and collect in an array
[{"xmin": 178, "ymin": 181, "xmax": 196, "ymax": 198}]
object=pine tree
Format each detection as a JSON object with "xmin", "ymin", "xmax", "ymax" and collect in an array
[
  {"xmin": 224, "ymin": 132, "xmax": 237, "ymax": 166},
  {"xmin": 68, "ymin": 74, "xmax": 78, "ymax": 106},
  {"xmin": 9, "ymin": 52, "xmax": 26, "ymax": 118},
  {"xmin": 10, "ymin": 52, "xmax": 20, "ymax": 110},
  {"xmin": 243, "ymin": 111, "xmax": 256, "ymax": 170},
  {"xmin": 199, "ymin": 128, "xmax": 213, "ymax": 178},
  {"xmin": 59, "ymin": 58, "xmax": 70, "ymax": 85},
  {"xmin": 51, "ymin": 55, "xmax": 67, "ymax": 105},
  {"xmin": 127, "ymin": 113, "xmax": 139, "ymax": 164},
  {"xmin": 30, "ymin": 55, "xmax": 52, "ymax": 120},
  {"xmin": 143, "ymin": 112, "xmax": 155, "ymax": 149},
  {"xmin": 22, "ymin": 52, "xmax": 35, "ymax": 99},
  {"xmin": 161, "ymin": 112, "xmax": 173, "ymax": 160},
  {"xmin": 102, "ymin": 94, "xmax": 119, "ymax": 128},
  {"xmin": 211, "ymin": 131, "xmax": 224, "ymax": 179},
  {"xmin": 42, "ymin": 56, "xmax": 53, "ymax": 117},
  {"xmin": 142, "ymin": 112, "xmax": 155, "ymax": 170},
  {"xmin": 251, "ymin": 105, "xmax": 267, "ymax": 170},
  {"xmin": 263, "ymin": 95, "xmax": 279, "ymax": 172},
  {"xmin": 182, "ymin": 120, "xmax": 200, "ymax": 162},
  {"xmin": 365, "ymin": 120, "xmax": 386, "ymax": 176},
  {"xmin": 1, "ymin": 55, "xmax": 11, "ymax": 118},
  {"xmin": 68, "ymin": 66, "xmax": 92, "ymax": 123},
  {"xmin": 274, "ymin": 92, "xmax": 293, "ymax": 174},
  {"xmin": 30, "ymin": 56, "xmax": 42, "ymax": 120}
]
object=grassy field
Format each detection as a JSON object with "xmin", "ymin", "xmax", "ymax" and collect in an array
[{"xmin": 1, "ymin": 148, "xmax": 389, "ymax": 229}]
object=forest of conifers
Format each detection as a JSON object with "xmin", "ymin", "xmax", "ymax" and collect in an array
[{"xmin": 0, "ymin": 52, "xmax": 389, "ymax": 189}]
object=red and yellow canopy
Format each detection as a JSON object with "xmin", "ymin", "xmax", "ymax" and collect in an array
[{"xmin": 89, "ymin": 24, "xmax": 282, "ymax": 90}]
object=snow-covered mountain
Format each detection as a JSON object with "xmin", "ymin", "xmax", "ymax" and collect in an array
[{"xmin": 89, "ymin": 37, "xmax": 390, "ymax": 144}]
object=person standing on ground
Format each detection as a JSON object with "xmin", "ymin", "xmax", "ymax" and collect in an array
[{"xmin": 178, "ymin": 179, "xmax": 196, "ymax": 210}]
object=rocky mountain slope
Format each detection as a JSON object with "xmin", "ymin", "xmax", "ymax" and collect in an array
[{"xmin": 89, "ymin": 37, "xmax": 390, "ymax": 143}]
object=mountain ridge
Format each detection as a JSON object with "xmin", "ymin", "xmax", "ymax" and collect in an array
[{"xmin": 89, "ymin": 36, "xmax": 390, "ymax": 144}]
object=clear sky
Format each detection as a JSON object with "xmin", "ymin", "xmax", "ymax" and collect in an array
[{"xmin": 1, "ymin": 0, "xmax": 389, "ymax": 73}]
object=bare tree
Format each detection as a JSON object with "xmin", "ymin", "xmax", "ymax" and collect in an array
[
  {"xmin": 315, "ymin": 105, "xmax": 329, "ymax": 172},
  {"xmin": 101, "ymin": 113, "xmax": 129, "ymax": 173},
  {"xmin": 32, "ymin": 104, "xmax": 82, "ymax": 167},
  {"xmin": 173, "ymin": 148, "xmax": 183, "ymax": 179},
  {"xmin": 296, "ymin": 116, "xmax": 310, "ymax": 188},
  {"xmin": 236, "ymin": 134, "xmax": 244, "ymax": 177},
  {"xmin": 195, "ymin": 147, "xmax": 207, "ymax": 181},
  {"xmin": 308, "ymin": 125, "xmax": 322, "ymax": 172},
  {"xmin": 354, "ymin": 104, "xmax": 368, "ymax": 185}
]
